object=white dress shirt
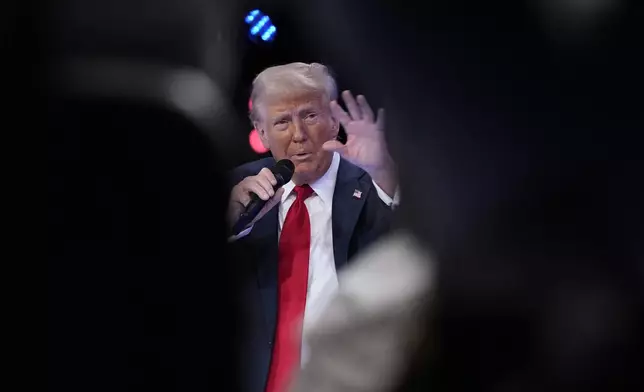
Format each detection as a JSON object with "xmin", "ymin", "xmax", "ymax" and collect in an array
[{"xmin": 233, "ymin": 152, "xmax": 399, "ymax": 366}]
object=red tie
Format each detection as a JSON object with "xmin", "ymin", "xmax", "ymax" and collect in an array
[{"xmin": 265, "ymin": 185, "xmax": 314, "ymax": 392}]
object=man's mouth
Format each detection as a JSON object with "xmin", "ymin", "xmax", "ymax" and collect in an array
[{"xmin": 292, "ymin": 152, "xmax": 312, "ymax": 160}]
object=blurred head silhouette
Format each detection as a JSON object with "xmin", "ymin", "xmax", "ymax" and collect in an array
[{"xmin": 48, "ymin": 1, "xmax": 245, "ymax": 391}]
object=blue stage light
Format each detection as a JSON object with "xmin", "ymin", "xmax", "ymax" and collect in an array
[{"xmin": 245, "ymin": 9, "xmax": 276, "ymax": 42}]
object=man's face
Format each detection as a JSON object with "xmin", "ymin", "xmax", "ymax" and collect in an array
[{"xmin": 257, "ymin": 92, "xmax": 338, "ymax": 184}]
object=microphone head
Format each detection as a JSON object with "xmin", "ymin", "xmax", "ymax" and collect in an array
[{"xmin": 272, "ymin": 159, "xmax": 295, "ymax": 186}]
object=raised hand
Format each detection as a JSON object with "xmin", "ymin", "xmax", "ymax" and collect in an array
[{"xmin": 323, "ymin": 90, "xmax": 397, "ymax": 196}]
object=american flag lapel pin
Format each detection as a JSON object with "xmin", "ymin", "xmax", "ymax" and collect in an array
[{"xmin": 352, "ymin": 189, "xmax": 362, "ymax": 199}]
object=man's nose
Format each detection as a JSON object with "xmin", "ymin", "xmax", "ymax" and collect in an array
[{"xmin": 292, "ymin": 119, "xmax": 308, "ymax": 142}]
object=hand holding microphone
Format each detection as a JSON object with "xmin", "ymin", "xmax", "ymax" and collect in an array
[{"xmin": 228, "ymin": 159, "xmax": 294, "ymax": 235}]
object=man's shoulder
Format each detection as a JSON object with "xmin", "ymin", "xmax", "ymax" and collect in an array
[
  {"xmin": 234, "ymin": 157, "xmax": 276, "ymax": 173},
  {"xmin": 229, "ymin": 157, "xmax": 275, "ymax": 185},
  {"xmin": 337, "ymin": 158, "xmax": 371, "ymax": 187},
  {"xmin": 335, "ymin": 158, "xmax": 387, "ymax": 208}
]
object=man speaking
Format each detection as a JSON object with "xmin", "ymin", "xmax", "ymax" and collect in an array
[{"xmin": 228, "ymin": 62, "xmax": 398, "ymax": 392}]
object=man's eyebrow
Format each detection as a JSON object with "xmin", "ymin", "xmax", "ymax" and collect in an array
[{"xmin": 271, "ymin": 113, "xmax": 291, "ymax": 121}]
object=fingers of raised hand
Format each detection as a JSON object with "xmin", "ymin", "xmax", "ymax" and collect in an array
[
  {"xmin": 342, "ymin": 90, "xmax": 362, "ymax": 120},
  {"xmin": 356, "ymin": 95, "xmax": 375, "ymax": 122},
  {"xmin": 322, "ymin": 139, "xmax": 347, "ymax": 153},
  {"xmin": 375, "ymin": 108, "xmax": 385, "ymax": 131},
  {"xmin": 330, "ymin": 100, "xmax": 351, "ymax": 127},
  {"xmin": 334, "ymin": 91, "xmax": 381, "ymax": 129}
]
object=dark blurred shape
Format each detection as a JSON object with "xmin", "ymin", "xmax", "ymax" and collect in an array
[
  {"xmin": 49, "ymin": 97, "xmax": 234, "ymax": 391},
  {"xmin": 288, "ymin": 0, "xmax": 643, "ymax": 391},
  {"xmin": 48, "ymin": 1, "xmax": 244, "ymax": 391}
]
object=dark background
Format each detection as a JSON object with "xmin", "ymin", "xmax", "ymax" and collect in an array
[
  {"xmin": 45, "ymin": 1, "xmax": 643, "ymax": 391},
  {"xmin": 224, "ymin": 3, "xmax": 355, "ymax": 166}
]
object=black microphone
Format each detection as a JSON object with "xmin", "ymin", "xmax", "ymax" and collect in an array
[{"xmin": 231, "ymin": 159, "xmax": 295, "ymax": 235}]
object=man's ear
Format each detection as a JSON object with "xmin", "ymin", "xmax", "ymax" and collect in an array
[{"xmin": 254, "ymin": 122, "xmax": 270, "ymax": 149}]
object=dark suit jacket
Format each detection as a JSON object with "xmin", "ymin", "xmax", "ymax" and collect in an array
[{"xmin": 229, "ymin": 156, "xmax": 394, "ymax": 392}]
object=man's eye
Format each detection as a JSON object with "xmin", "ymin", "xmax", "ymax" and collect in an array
[
  {"xmin": 305, "ymin": 113, "xmax": 318, "ymax": 120},
  {"xmin": 274, "ymin": 119, "xmax": 288, "ymax": 126}
]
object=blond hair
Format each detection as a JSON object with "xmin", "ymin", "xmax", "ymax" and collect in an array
[{"xmin": 249, "ymin": 62, "xmax": 338, "ymax": 124}]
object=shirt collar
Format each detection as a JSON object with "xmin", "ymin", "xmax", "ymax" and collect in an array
[{"xmin": 281, "ymin": 152, "xmax": 340, "ymax": 206}]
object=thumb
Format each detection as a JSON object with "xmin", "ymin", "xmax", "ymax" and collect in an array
[
  {"xmin": 251, "ymin": 187, "xmax": 285, "ymax": 225},
  {"xmin": 322, "ymin": 140, "xmax": 346, "ymax": 153}
]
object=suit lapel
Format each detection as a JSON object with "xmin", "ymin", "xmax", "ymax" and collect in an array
[
  {"xmin": 332, "ymin": 159, "xmax": 368, "ymax": 270},
  {"xmin": 251, "ymin": 205, "xmax": 279, "ymax": 343}
]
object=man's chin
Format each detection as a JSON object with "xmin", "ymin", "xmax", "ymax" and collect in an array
[
  {"xmin": 290, "ymin": 152, "xmax": 332, "ymax": 183},
  {"xmin": 291, "ymin": 161, "xmax": 320, "ymax": 183},
  {"xmin": 294, "ymin": 161, "xmax": 316, "ymax": 174}
]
